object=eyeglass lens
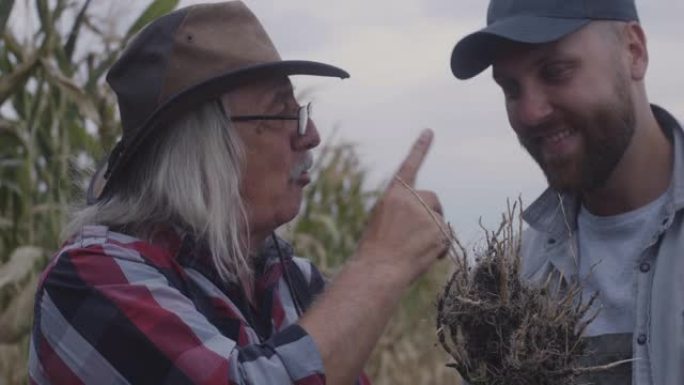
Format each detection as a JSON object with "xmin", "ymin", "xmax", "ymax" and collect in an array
[{"xmin": 298, "ymin": 103, "xmax": 312, "ymax": 136}]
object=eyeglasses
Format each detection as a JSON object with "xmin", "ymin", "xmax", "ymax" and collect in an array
[{"xmin": 230, "ymin": 102, "xmax": 313, "ymax": 136}]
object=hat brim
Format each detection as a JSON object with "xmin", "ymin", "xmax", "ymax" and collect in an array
[
  {"xmin": 87, "ymin": 60, "xmax": 349, "ymax": 204},
  {"xmin": 451, "ymin": 16, "xmax": 591, "ymax": 80}
]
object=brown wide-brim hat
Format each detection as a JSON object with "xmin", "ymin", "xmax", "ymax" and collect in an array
[{"xmin": 87, "ymin": 1, "xmax": 349, "ymax": 204}]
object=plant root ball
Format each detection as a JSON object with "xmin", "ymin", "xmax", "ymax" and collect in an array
[{"xmin": 436, "ymin": 203, "xmax": 600, "ymax": 385}]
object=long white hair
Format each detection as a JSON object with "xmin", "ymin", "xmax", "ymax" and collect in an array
[{"xmin": 65, "ymin": 100, "xmax": 251, "ymax": 283}]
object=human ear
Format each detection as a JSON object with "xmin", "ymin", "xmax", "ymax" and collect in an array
[{"xmin": 624, "ymin": 21, "xmax": 648, "ymax": 81}]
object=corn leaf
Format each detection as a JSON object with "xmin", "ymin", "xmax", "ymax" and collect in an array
[
  {"xmin": 0, "ymin": 342, "xmax": 29, "ymax": 385},
  {"xmin": 0, "ymin": 246, "xmax": 43, "ymax": 290},
  {"xmin": 53, "ymin": 34, "xmax": 73, "ymax": 76},
  {"xmin": 125, "ymin": 0, "xmax": 179, "ymax": 40},
  {"xmin": 0, "ymin": 118, "xmax": 17, "ymax": 137},
  {"xmin": 0, "ymin": 180, "xmax": 21, "ymax": 196},
  {"xmin": 0, "ymin": 48, "xmax": 13, "ymax": 74},
  {"xmin": 85, "ymin": 52, "xmax": 119, "ymax": 91},
  {"xmin": 0, "ymin": 0, "xmax": 14, "ymax": 33},
  {"xmin": 1, "ymin": 30, "xmax": 21, "ymax": 60},
  {"xmin": 63, "ymin": 0, "xmax": 92, "ymax": 66},
  {"xmin": 0, "ymin": 274, "xmax": 37, "ymax": 344},
  {"xmin": 0, "ymin": 52, "xmax": 39, "ymax": 106},
  {"xmin": 35, "ymin": 0, "xmax": 51, "ymax": 36},
  {"xmin": 40, "ymin": 57, "xmax": 101, "ymax": 125}
]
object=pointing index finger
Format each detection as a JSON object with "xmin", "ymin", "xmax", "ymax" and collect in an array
[{"xmin": 395, "ymin": 129, "xmax": 433, "ymax": 187}]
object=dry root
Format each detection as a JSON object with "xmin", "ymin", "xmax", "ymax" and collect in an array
[{"xmin": 436, "ymin": 200, "xmax": 606, "ymax": 385}]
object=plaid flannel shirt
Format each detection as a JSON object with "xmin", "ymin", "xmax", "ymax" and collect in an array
[{"xmin": 28, "ymin": 225, "xmax": 371, "ymax": 385}]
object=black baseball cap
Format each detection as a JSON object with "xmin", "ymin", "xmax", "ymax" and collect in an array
[{"xmin": 450, "ymin": 0, "xmax": 639, "ymax": 80}]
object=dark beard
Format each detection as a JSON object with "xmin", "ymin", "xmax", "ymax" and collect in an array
[{"xmin": 519, "ymin": 75, "xmax": 636, "ymax": 194}]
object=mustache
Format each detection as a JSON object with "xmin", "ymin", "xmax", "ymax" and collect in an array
[{"xmin": 289, "ymin": 151, "xmax": 313, "ymax": 180}]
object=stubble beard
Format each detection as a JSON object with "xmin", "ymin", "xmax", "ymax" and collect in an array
[{"xmin": 520, "ymin": 74, "xmax": 636, "ymax": 195}]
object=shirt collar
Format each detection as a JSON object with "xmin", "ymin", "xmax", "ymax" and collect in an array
[
  {"xmin": 176, "ymin": 233, "xmax": 294, "ymax": 283},
  {"xmin": 523, "ymin": 104, "xmax": 684, "ymax": 239}
]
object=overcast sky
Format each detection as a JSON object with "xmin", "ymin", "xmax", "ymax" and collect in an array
[
  {"xmin": 11, "ymin": 0, "xmax": 684, "ymax": 244},
  {"xmin": 176, "ymin": 0, "xmax": 684, "ymax": 244}
]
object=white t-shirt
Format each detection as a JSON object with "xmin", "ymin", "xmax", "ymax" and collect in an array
[{"xmin": 577, "ymin": 192, "xmax": 668, "ymax": 337}]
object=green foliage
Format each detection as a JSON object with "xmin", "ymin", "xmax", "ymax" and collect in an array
[
  {"xmin": 0, "ymin": 0, "xmax": 125, "ymax": 258},
  {"xmin": 289, "ymin": 141, "xmax": 379, "ymax": 272},
  {"xmin": 286, "ymin": 141, "xmax": 460, "ymax": 385},
  {"xmin": 0, "ymin": 0, "xmax": 15, "ymax": 35},
  {"xmin": 0, "ymin": 246, "xmax": 44, "ymax": 343},
  {"xmin": 126, "ymin": 0, "xmax": 180, "ymax": 40},
  {"xmin": 0, "ymin": 1, "xmax": 458, "ymax": 384},
  {"xmin": 0, "ymin": 1, "xmax": 178, "ymax": 383}
]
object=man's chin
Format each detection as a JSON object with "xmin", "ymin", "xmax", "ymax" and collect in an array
[
  {"xmin": 548, "ymin": 182, "xmax": 580, "ymax": 194},
  {"xmin": 543, "ymin": 167, "xmax": 582, "ymax": 194}
]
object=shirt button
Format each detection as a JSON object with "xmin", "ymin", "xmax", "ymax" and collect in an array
[
  {"xmin": 547, "ymin": 238, "xmax": 556, "ymax": 245},
  {"xmin": 637, "ymin": 334, "xmax": 647, "ymax": 345},
  {"xmin": 639, "ymin": 262, "xmax": 651, "ymax": 273}
]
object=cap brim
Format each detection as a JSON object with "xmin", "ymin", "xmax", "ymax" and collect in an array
[
  {"xmin": 451, "ymin": 16, "xmax": 590, "ymax": 80},
  {"xmin": 87, "ymin": 60, "xmax": 349, "ymax": 204}
]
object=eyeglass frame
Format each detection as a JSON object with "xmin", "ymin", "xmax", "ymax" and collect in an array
[{"xmin": 228, "ymin": 102, "xmax": 313, "ymax": 136}]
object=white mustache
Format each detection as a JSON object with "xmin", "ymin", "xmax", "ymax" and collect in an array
[{"xmin": 289, "ymin": 151, "xmax": 313, "ymax": 180}]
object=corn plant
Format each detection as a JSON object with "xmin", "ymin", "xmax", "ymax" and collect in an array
[
  {"xmin": 0, "ymin": 1, "xmax": 178, "ymax": 383},
  {"xmin": 1, "ymin": 1, "xmax": 459, "ymax": 383},
  {"xmin": 289, "ymin": 140, "xmax": 378, "ymax": 271},
  {"xmin": 286, "ymin": 140, "xmax": 461, "ymax": 385}
]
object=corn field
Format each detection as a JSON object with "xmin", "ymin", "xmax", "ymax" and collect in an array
[
  {"xmin": 285, "ymin": 142, "xmax": 461, "ymax": 385},
  {"xmin": 0, "ymin": 1, "xmax": 459, "ymax": 384}
]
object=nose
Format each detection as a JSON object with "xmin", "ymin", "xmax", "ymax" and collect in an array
[
  {"xmin": 293, "ymin": 118, "xmax": 321, "ymax": 151},
  {"xmin": 508, "ymin": 88, "xmax": 554, "ymax": 130}
]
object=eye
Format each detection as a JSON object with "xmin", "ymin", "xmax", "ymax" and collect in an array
[
  {"xmin": 279, "ymin": 101, "xmax": 299, "ymax": 116},
  {"xmin": 540, "ymin": 61, "xmax": 575, "ymax": 83}
]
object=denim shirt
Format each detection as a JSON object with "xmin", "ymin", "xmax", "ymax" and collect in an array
[{"xmin": 520, "ymin": 105, "xmax": 684, "ymax": 385}]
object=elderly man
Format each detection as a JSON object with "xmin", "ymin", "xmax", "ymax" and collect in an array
[
  {"xmin": 28, "ymin": 2, "xmax": 448, "ymax": 384},
  {"xmin": 451, "ymin": 0, "xmax": 683, "ymax": 384}
]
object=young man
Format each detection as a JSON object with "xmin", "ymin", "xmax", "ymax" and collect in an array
[
  {"xmin": 450, "ymin": 0, "xmax": 683, "ymax": 384},
  {"xmin": 28, "ymin": 2, "xmax": 449, "ymax": 384}
]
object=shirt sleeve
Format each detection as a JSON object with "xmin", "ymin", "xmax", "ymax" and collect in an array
[
  {"xmin": 29, "ymin": 244, "xmax": 326, "ymax": 385},
  {"xmin": 289, "ymin": 257, "xmax": 373, "ymax": 385},
  {"xmin": 290, "ymin": 256, "xmax": 326, "ymax": 308}
]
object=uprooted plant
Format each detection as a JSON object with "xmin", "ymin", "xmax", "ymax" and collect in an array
[{"xmin": 435, "ymin": 200, "xmax": 629, "ymax": 385}]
